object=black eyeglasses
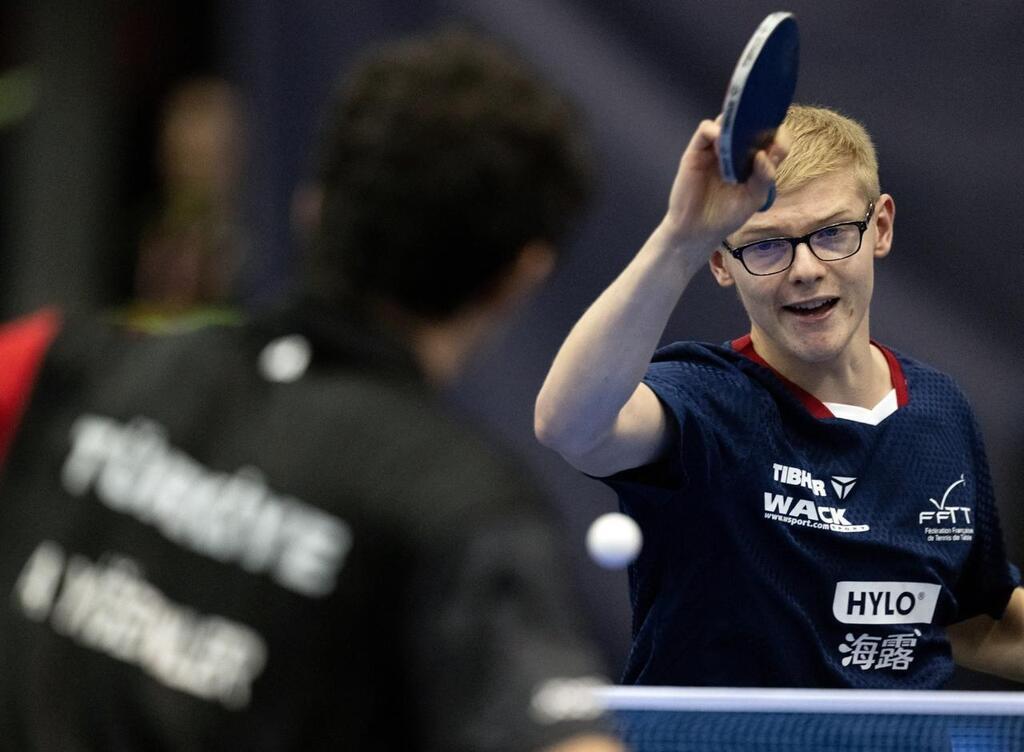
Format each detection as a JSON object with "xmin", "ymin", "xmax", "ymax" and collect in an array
[{"xmin": 722, "ymin": 201, "xmax": 876, "ymax": 276}]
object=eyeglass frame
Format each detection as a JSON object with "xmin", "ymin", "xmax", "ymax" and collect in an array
[{"xmin": 721, "ymin": 201, "xmax": 877, "ymax": 276}]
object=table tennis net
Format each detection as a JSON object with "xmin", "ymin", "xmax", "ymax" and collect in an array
[{"xmin": 595, "ymin": 687, "xmax": 1024, "ymax": 752}]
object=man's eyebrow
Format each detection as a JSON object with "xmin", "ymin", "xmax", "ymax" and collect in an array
[{"xmin": 733, "ymin": 206, "xmax": 857, "ymax": 243}]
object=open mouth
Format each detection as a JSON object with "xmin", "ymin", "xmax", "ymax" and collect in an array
[{"xmin": 783, "ymin": 297, "xmax": 839, "ymax": 317}]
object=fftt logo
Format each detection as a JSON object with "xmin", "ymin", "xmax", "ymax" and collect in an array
[
  {"xmin": 918, "ymin": 474, "xmax": 972, "ymax": 525},
  {"xmin": 833, "ymin": 581, "xmax": 940, "ymax": 625}
]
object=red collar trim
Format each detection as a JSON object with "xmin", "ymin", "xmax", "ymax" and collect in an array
[
  {"xmin": 729, "ymin": 334, "xmax": 909, "ymax": 420},
  {"xmin": 876, "ymin": 342, "xmax": 910, "ymax": 407},
  {"xmin": 0, "ymin": 308, "xmax": 63, "ymax": 469}
]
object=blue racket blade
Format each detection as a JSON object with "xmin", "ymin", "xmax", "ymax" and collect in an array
[{"xmin": 719, "ymin": 12, "xmax": 800, "ymax": 188}]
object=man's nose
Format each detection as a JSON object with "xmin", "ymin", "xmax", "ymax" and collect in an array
[{"xmin": 787, "ymin": 241, "xmax": 827, "ymax": 283}]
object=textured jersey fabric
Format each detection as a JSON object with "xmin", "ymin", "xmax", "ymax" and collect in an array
[
  {"xmin": 600, "ymin": 337, "xmax": 1019, "ymax": 688},
  {"xmin": 0, "ymin": 304, "xmax": 606, "ymax": 751}
]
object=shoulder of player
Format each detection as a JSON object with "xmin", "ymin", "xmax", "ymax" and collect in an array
[
  {"xmin": 647, "ymin": 339, "xmax": 762, "ymax": 406},
  {"xmin": 879, "ymin": 344, "xmax": 973, "ymax": 411},
  {"xmin": 45, "ymin": 313, "xmax": 247, "ymax": 383},
  {"xmin": 1, "ymin": 307, "xmax": 156, "ymax": 410},
  {"xmin": 121, "ymin": 320, "xmax": 550, "ymax": 522},
  {"xmin": 650, "ymin": 339, "xmax": 754, "ymax": 378},
  {"xmin": 261, "ymin": 363, "xmax": 545, "ymax": 512},
  {"xmin": 150, "ymin": 321, "xmax": 518, "ymax": 487},
  {"xmin": 651, "ymin": 339, "xmax": 740, "ymax": 365},
  {"xmin": 375, "ymin": 395, "xmax": 539, "ymax": 497}
]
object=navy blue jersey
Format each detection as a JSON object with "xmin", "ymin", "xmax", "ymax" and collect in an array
[{"xmin": 601, "ymin": 336, "xmax": 1020, "ymax": 688}]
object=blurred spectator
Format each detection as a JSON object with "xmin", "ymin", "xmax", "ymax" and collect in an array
[{"xmin": 130, "ymin": 78, "xmax": 248, "ymax": 325}]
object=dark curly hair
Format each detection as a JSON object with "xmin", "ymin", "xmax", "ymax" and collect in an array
[{"xmin": 311, "ymin": 29, "xmax": 591, "ymax": 319}]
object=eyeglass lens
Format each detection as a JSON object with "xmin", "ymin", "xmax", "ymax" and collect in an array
[{"xmin": 742, "ymin": 223, "xmax": 863, "ymax": 275}]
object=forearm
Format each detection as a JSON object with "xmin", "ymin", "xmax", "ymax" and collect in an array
[
  {"xmin": 535, "ymin": 116, "xmax": 786, "ymax": 462},
  {"xmin": 951, "ymin": 623, "xmax": 1024, "ymax": 682},
  {"xmin": 949, "ymin": 587, "xmax": 1024, "ymax": 682},
  {"xmin": 534, "ymin": 220, "xmax": 706, "ymax": 455},
  {"xmin": 541, "ymin": 734, "xmax": 624, "ymax": 752}
]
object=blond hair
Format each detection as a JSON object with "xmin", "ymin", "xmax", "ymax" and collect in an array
[{"xmin": 775, "ymin": 105, "xmax": 880, "ymax": 199}]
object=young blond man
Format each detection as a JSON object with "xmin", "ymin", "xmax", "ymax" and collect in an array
[{"xmin": 536, "ymin": 105, "xmax": 1023, "ymax": 688}]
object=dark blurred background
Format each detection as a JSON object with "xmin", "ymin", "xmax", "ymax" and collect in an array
[{"xmin": 2, "ymin": 0, "xmax": 1021, "ymax": 689}]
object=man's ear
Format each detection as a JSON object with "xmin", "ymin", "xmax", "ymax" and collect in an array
[
  {"xmin": 709, "ymin": 249, "xmax": 736, "ymax": 288},
  {"xmin": 872, "ymin": 193, "xmax": 895, "ymax": 259},
  {"xmin": 515, "ymin": 241, "xmax": 556, "ymax": 289},
  {"xmin": 487, "ymin": 241, "xmax": 557, "ymax": 311}
]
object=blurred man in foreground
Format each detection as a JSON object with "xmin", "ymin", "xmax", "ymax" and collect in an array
[{"xmin": 0, "ymin": 31, "xmax": 621, "ymax": 751}]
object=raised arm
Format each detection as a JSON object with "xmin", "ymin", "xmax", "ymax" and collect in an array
[{"xmin": 534, "ymin": 118, "xmax": 787, "ymax": 477}]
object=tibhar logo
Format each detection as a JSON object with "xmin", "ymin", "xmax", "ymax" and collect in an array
[
  {"xmin": 831, "ymin": 476, "xmax": 857, "ymax": 500},
  {"xmin": 772, "ymin": 463, "xmax": 827, "ymax": 497},
  {"xmin": 919, "ymin": 474, "xmax": 972, "ymax": 526},
  {"xmin": 832, "ymin": 581, "xmax": 941, "ymax": 625},
  {"xmin": 765, "ymin": 463, "xmax": 868, "ymax": 533}
]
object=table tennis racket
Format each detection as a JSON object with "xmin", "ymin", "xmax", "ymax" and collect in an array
[{"xmin": 718, "ymin": 12, "xmax": 799, "ymax": 210}]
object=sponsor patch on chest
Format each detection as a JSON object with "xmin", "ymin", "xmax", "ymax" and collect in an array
[
  {"xmin": 832, "ymin": 581, "xmax": 940, "ymax": 624},
  {"xmin": 919, "ymin": 474, "xmax": 974, "ymax": 543},
  {"xmin": 762, "ymin": 463, "xmax": 869, "ymax": 533}
]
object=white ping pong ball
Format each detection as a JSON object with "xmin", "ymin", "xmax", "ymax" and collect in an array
[
  {"xmin": 259, "ymin": 335, "xmax": 312, "ymax": 383},
  {"xmin": 586, "ymin": 513, "xmax": 642, "ymax": 569}
]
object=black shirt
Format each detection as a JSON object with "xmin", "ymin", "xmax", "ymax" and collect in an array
[{"xmin": 0, "ymin": 304, "xmax": 606, "ymax": 751}]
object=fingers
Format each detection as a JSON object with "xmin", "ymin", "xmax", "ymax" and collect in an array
[
  {"xmin": 748, "ymin": 125, "xmax": 790, "ymax": 204},
  {"xmin": 770, "ymin": 123, "xmax": 792, "ymax": 162},
  {"xmin": 671, "ymin": 118, "xmax": 722, "ymax": 186},
  {"xmin": 683, "ymin": 118, "xmax": 722, "ymax": 159},
  {"xmin": 749, "ymin": 151, "xmax": 777, "ymax": 195},
  {"xmin": 751, "ymin": 150, "xmax": 777, "ymax": 182},
  {"xmin": 681, "ymin": 116, "xmax": 787, "ymax": 180},
  {"xmin": 666, "ymin": 114, "xmax": 783, "ymax": 237},
  {"xmin": 744, "ymin": 150, "xmax": 781, "ymax": 213}
]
